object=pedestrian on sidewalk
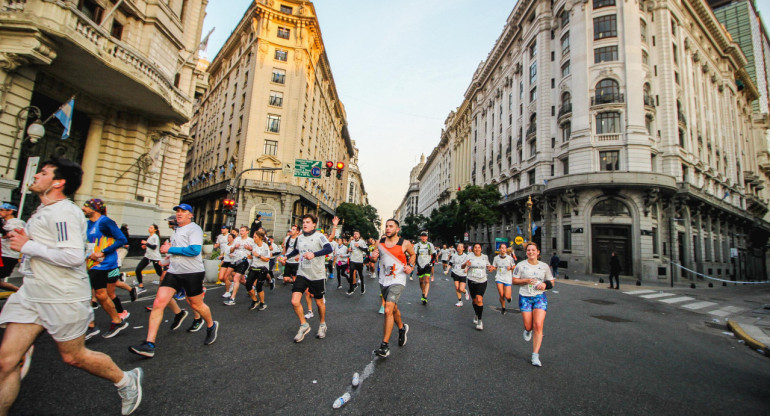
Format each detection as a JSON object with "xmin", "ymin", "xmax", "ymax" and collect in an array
[
  {"xmin": 549, "ymin": 252, "xmax": 560, "ymax": 277},
  {"xmin": 608, "ymin": 251, "xmax": 621, "ymax": 290},
  {"xmin": 135, "ymin": 224, "xmax": 163, "ymax": 294}
]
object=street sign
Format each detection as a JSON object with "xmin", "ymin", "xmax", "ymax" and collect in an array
[
  {"xmin": 282, "ymin": 163, "xmax": 293, "ymax": 176},
  {"xmin": 294, "ymin": 159, "xmax": 322, "ymax": 178},
  {"xmin": 463, "ymin": 232, "xmax": 469, "ymax": 241},
  {"xmin": 514, "ymin": 236, "xmax": 524, "ymax": 245}
]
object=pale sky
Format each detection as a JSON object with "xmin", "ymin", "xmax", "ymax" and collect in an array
[
  {"xmin": 202, "ymin": 0, "xmax": 770, "ymax": 222},
  {"xmin": 201, "ymin": 0, "xmax": 515, "ymax": 222}
]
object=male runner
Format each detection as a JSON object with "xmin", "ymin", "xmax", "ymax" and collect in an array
[
  {"xmin": 413, "ymin": 232, "xmax": 435, "ymax": 305},
  {"xmin": 281, "ymin": 225, "xmax": 300, "ymax": 285},
  {"xmin": 439, "ymin": 244, "xmax": 451, "ymax": 274},
  {"xmin": 280, "ymin": 214, "xmax": 334, "ymax": 342},
  {"xmin": 0, "ymin": 158, "xmax": 142, "ymax": 415},
  {"xmin": 370, "ymin": 219, "xmax": 414, "ymax": 358},
  {"xmin": 267, "ymin": 236, "xmax": 280, "ymax": 290},
  {"xmin": 129, "ymin": 204, "xmax": 218, "ymax": 357},
  {"xmin": 0, "ymin": 203, "xmax": 24, "ymax": 292},
  {"xmin": 223, "ymin": 226, "xmax": 253, "ymax": 305},
  {"xmin": 348, "ymin": 230, "xmax": 368, "ymax": 294},
  {"xmin": 245, "ymin": 229, "xmax": 271, "ymax": 310}
]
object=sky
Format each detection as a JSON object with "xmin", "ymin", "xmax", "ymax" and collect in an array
[
  {"xmin": 201, "ymin": 0, "xmax": 770, "ymax": 222},
  {"xmin": 201, "ymin": 0, "xmax": 515, "ymax": 222}
]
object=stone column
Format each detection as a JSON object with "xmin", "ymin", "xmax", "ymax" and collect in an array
[{"xmin": 77, "ymin": 116, "xmax": 105, "ymax": 200}]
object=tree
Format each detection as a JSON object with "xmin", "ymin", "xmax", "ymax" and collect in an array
[
  {"xmin": 425, "ymin": 200, "xmax": 462, "ymax": 245},
  {"xmin": 455, "ymin": 184, "xmax": 502, "ymax": 230},
  {"xmin": 400, "ymin": 214, "xmax": 428, "ymax": 241},
  {"xmin": 335, "ymin": 202, "xmax": 380, "ymax": 239}
]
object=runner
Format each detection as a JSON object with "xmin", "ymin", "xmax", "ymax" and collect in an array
[
  {"xmin": 279, "ymin": 214, "xmax": 334, "ymax": 342},
  {"xmin": 463, "ymin": 243, "xmax": 493, "ymax": 330},
  {"xmin": 370, "ymin": 219, "xmax": 414, "ymax": 358},
  {"xmin": 218, "ymin": 233, "xmax": 236, "ymax": 298},
  {"xmin": 490, "ymin": 244, "xmax": 515, "ymax": 315},
  {"xmin": 223, "ymin": 226, "xmax": 253, "ymax": 306},
  {"xmin": 134, "ymin": 224, "xmax": 163, "ymax": 295},
  {"xmin": 448, "ymin": 243, "xmax": 470, "ymax": 307},
  {"xmin": 245, "ymin": 229, "xmax": 271, "ymax": 311},
  {"xmin": 439, "ymin": 244, "xmax": 450, "ymax": 274},
  {"xmin": 366, "ymin": 238, "xmax": 377, "ymax": 276},
  {"xmin": 281, "ymin": 225, "xmax": 300, "ymax": 285},
  {"xmin": 348, "ymin": 230, "xmax": 368, "ymax": 294},
  {"xmin": 213, "ymin": 226, "xmax": 230, "ymax": 284},
  {"xmin": 0, "ymin": 203, "xmax": 24, "ymax": 292},
  {"xmin": 413, "ymin": 232, "xmax": 435, "ymax": 305},
  {"xmin": 0, "ymin": 157, "xmax": 142, "ymax": 415},
  {"xmin": 330, "ymin": 237, "xmax": 341, "ymax": 289},
  {"xmin": 129, "ymin": 203, "xmax": 219, "ymax": 357},
  {"xmin": 267, "ymin": 236, "xmax": 281, "ymax": 290},
  {"xmin": 81, "ymin": 199, "xmax": 131, "ymax": 339},
  {"xmin": 512, "ymin": 242, "xmax": 555, "ymax": 367},
  {"xmin": 335, "ymin": 235, "xmax": 352, "ymax": 295}
]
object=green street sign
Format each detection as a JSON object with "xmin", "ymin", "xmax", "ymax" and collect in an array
[{"xmin": 294, "ymin": 159, "xmax": 322, "ymax": 178}]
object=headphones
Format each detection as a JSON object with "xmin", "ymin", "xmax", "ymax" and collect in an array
[{"xmin": 55, "ymin": 181, "xmax": 63, "ymax": 188}]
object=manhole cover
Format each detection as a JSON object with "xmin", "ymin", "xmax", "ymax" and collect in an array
[
  {"xmin": 583, "ymin": 299, "xmax": 615, "ymax": 305},
  {"xmin": 592, "ymin": 315, "xmax": 631, "ymax": 323}
]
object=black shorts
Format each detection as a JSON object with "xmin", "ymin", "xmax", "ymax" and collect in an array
[
  {"xmin": 0, "ymin": 257, "xmax": 18, "ymax": 279},
  {"xmin": 284, "ymin": 263, "xmax": 299, "ymax": 277},
  {"xmin": 161, "ymin": 271, "xmax": 205, "ymax": 297},
  {"xmin": 451, "ymin": 272, "xmax": 467, "ymax": 283},
  {"xmin": 468, "ymin": 280, "xmax": 488, "ymax": 298},
  {"xmin": 232, "ymin": 258, "xmax": 250, "ymax": 275},
  {"xmin": 350, "ymin": 261, "xmax": 364, "ymax": 276},
  {"xmin": 441, "ymin": 260, "xmax": 448, "ymax": 265},
  {"xmin": 292, "ymin": 275, "xmax": 325, "ymax": 299},
  {"xmin": 88, "ymin": 268, "xmax": 120, "ymax": 290},
  {"xmin": 221, "ymin": 261, "xmax": 233, "ymax": 269},
  {"xmin": 247, "ymin": 267, "xmax": 269, "ymax": 292},
  {"xmin": 416, "ymin": 264, "xmax": 432, "ymax": 277}
]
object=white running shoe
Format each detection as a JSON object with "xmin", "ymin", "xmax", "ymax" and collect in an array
[
  {"xmin": 222, "ymin": 291, "xmax": 231, "ymax": 298},
  {"xmin": 464, "ymin": 290, "xmax": 469, "ymax": 300},
  {"xmin": 476, "ymin": 320, "xmax": 483, "ymax": 331},
  {"xmin": 473, "ymin": 316, "xmax": 478, "ymax": 325},
  {"xmin": 531, "ymin": 353, "xmax": 542, "ymax": 367},
  {"xmin": 304, "ymin": 310, "xmax": 314, "ymax": 319},
  {"xmin": 523, "ymin": 329, "xmax": 533, "ymax": 342},
  {"xmin": 455, "ymin": 300, "xmax": 463, "ymax": 307}
]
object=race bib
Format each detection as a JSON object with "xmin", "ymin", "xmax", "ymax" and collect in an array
[
  {"xmin": 471, "ymin": 268, "xmax": 484, "ymax": 278},
  {"xmin": 19, "ymin": 255, "xmax": 32, "ymax": 275},
  {"xmin": 300, "ymin": 253, "xmax": 313, "ymax": 269}
]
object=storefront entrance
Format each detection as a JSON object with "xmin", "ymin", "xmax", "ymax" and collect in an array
[{"xmin": 592, "ymin": 225, "xmax": 632, "ymax": 275}]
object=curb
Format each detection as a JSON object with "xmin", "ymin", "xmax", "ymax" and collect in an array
[{"xmin": 727, "ymin": 320, "xmax": 770, "ymax": 356}]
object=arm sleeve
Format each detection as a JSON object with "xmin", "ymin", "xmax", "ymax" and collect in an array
[
  {"xmin": 21, "ymin": 240, "xmax": 85, "ymax": 268},
  {"xmin": 313, "ymin": 243, "xmax": 333, "ymax": 257},
  {"xmin": 99, "ymin": 219, "xmax": 128, "ymax": 255},
  {"xmin": 167, "ymin": 245, "xmax": 202, "ymax": 256},
  {"xmin": 146, "ymin": 243, "xmax": 157, "ymax": 249}
]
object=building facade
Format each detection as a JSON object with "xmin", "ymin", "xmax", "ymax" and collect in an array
[
  {"xmin": 182, "ymin": 0, "xmax": 356, "ymax": 237},
  {"xmin": 393, "ymin": 154, "xmax": 424, "ymax": 224},
  {"xmin": 345, "ymin": 143, "xmax": 368, "ymax": 205},
  {"xmin": 0, "ymin": 0, "xmax": 207, "ymax": 237}
]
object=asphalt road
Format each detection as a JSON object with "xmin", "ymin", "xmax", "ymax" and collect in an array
[{"xmin": 4, "ymin": 267, "xmax": 769, "ymax": 415}]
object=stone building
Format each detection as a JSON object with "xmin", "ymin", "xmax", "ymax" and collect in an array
[
  {"xmin": 0, "ymin": 0, "xmax": 207, "ymax": 237},
  {"xmin": 182, "ymin": 0, "xmax": 356, "ymax": 237},
  {"xmin": 345, "ymin": 143, "xmax": 368, "ymax": 206},
  {"xmin": 431, "ymin": 0, "xmax": 770, "ymax": 282},
  {"xmin": 393, "ymin": 154, "xmax": 423, "ymax": 224}
]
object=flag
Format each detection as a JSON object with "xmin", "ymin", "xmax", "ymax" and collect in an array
[
  {"xmin": 516, "ymin": 225, "xmax": 522, "ymax": 235},
  {"xmin": 722, "ymin": 191, "xmax": 730, "ymax": 200},
  {"xmin": 54, "ymin": 97, "xmax": 74, "ymax": 139},
  {"xmin": 532, "ymin": 222, "xmax": 539, "ymax": 233}
]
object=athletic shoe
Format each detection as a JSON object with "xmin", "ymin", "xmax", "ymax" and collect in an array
[
  {"xmin": 187, "ymin": 318, "xmax": 204, "ymax": 332},
  {"xmin": 421, "ymin": 296, "xmax": 427, "ymax": 305},
  {"xmin": 316, "ymin": 323, "xmax": 327, "ymax": 339},
  {"xmin": 465, "ymin": 290, "xmax": 469, "ymax": 300},
  {"xmin": 170, "ymin": 310, "xmax": 189, "ymax": 330},
  {"xmin": 329, "ymin": 273, "xmax": 334, "ymax": 280},
  {"xmin": 129, "ymin": 287, "xmax": 138, "ymax": 302},
  {"xmin": 120, "ymin": 272, "xmax": 127, "ymax": 282},
  {"xmin": 346, "ymin": 289, "xmax": 354, "ymax": 296},
  {"xmin": 476, "ymin": 320, "xmax": 483, "ymax": 331},
  {"xmin": 270, "ymin": 279, "xmax": 275, "ymax": 291},
  {"xmin": 304, "ymin": 310, "xmax": 314, "ymax": 319},
  {"xmin": 455, "ymin": 300, "xmax": 463, "ymax": 307},
  {"xmin": 294, "ymin": 323, "xmax": 311, "ymax": 342},
  {"xmin": 258, "ymin": 303, "xmax": 267, "ymax": 311},
  {"xmin": 204, "ymin": 321, "xmax": 219, "ymax": 345},
  {"xmin": 378, "ymin": 305, "xmax": 385, "ymax": 314},
  {"xmin": 128, "ymin": 342, "xmax": 155, "ymax": 358},
  {"xmin": 523, "ymin": 329, "xmax": 533, "ymax": 342},
  {"xmin": 136, "ymin": 287, "xmax": 147, "ymax": 295},
  {"xmin": 398, "ymin": 323, "xmax": 409, "ymax": 347},
  {"xmin": 85, "ymin": 326, "xmax": 100, "ymax": 341},
  {"xmin": 117, "ymin": 367, "xmax": 143, "ymax": 415},
  {"xmin": 249, "ymin": 300, "xmax": 260, "ymax": 310},
  {"xmin": 174, "ymin": 291, "xmax": 186, "ymax": 301},
  {"xmin": 361, "ymin": 286, "xmax": 366, "ymax": 295},
  {"xmin": 221, "ymin": 291, "xmax": 231, "ymax": 299},
  {"xmin": 119, "ymin": 311, "xmax": 130, "ymax": 320},
  {"xmin": 19, "ymin": 345, "xmax": 33, "ymax": 380},
  {"xmin": 337, "ymin": 285, "xmax": 342, "ymax": 289},
  {"xmin": 374, "ymin": 342, "xmax": 390, "ymax": 357},
  {"xmin": 144, "ymin": 306, "xmax": 153, "ymax": 312},
  {"xmin": 409, "ymin": 276, "xmax": 413, "ymax": 281},
  {"xmin": 473, "ymin": 316, "xmax": 478, "ymax": 325},
  {"xmin": 531, "ymin": 353, "xmax": 542, "ymax": 367},
  {"xmin": 223, "ymin": 298, "xmax": 235, "ymax": 306},
  {"xmin": 103, "ymin": 320, "xmax": 129, "ymax": 338},
  {"xmin": 92, "ymin": 301, "xmax": 100, "ymax": 310}
]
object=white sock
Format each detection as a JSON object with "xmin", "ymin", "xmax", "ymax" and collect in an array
[{"xmin": 114, "ymin": 371, "xmax": 130, "ymax": 388}]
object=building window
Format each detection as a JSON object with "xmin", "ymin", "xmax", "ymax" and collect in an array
[
  {"xmin": 652, "ymin": 227, "xmax": 658, "ymax": 255},
  {"xmin": 269, "ymin": 91, "xmax": 283, "ymax": 107},
  {"xmin": 261, "ymin": 170, "xmax": 275, "ymax": 182},
  {"xmin": 562, "ymin": 157, "xmax": 569, "ymax": 175},
  {"xmin": 275, "ymin": 49, "xmax": 288, "ymax": 61},
  {"xmin": 596, "ymin": 112, "xmax": 620, "ymax": 134},
  {"xmin": 640, "ymin": 19, "xmax": 647, "ymax": 43},
  {"xmin": 642, "ymin": 50, "xmax": 649, "ymax": 65},
  {"xmin": 672, "ymin": 43, "xmax": 678, "ymax": 65},
  {"xmin": 79, "ymin": 0, "xmax": 104, "ymax": 24},
  {"xmin": 593, "ymin": 0, "xmax": 615, "ymax": 9},
  {"xmin": 594, "ymin": 45, "xmax": 618, "ymax": 63},
  {"xmin": 561, "ymin": 122, "xmax": 571, "ymax": 142},
  {"xmin": 266, "ymin": 115, "xmax": 281, "ymax": 133},
  {"xmin": 529, "ymin": 41, "xmax": 537, "ymax": 59},
  {"xmin": 594, "ymin": 78, "xmax": 621, "ymax": 104},
  {"xmin": 529, "ymin": 62, "xmax": 537, "ymax": 84},
  {"xmin": 561, "ymin": 10, "xmax": 570, "ymax": 27},
  {"xmin": 528, "ymin": 169, "xmax": 536, "ymax": 185},
  {"xmin": 593, "ymin": 15, "xmax": 617, "ymax": 40},
  {"xmin": 111, "ymin": 21, "xmax": 123, "ymax": 40},
  {"xmin": 561, "ymin": 60, "xmax": 570, "ymax": 77},
  {"xmin": 678, "ymin": 128, "xmax": 686, "ymax": 147},
  {"xmin": 529, "ymin": 138, "xmax": 537, "ymax": 157},
  {"xmin": 563, "ymin": 226, "xmax": 572, "ymax": 250},
  {"xmin": 599, "ymin": 150, "xmax": 620, "ymax": 171},
  {"xmin": 264, "ymin": 139, "xmax": 278, "ymax": 155},
  {"xmin": 561, "ymin": 32, "xmax": 570, "ymax": 55},
  {"xmin": 280, "ymin": 5, "xmax": 292, "ymax": 14},
  {"xmin": 530, "ymin": 87, "xmax": 537, "ymax": 102},
  {"xmin": 645, "ymin": 114, "xmax": 653, "ymax": 135},
  {"xmin": 277, "ymin": 27, "xmax": 290, "ymax": 39},
  {"xmin": 272, "ymin": 68, "xmax": 286, "ymax": 84}
]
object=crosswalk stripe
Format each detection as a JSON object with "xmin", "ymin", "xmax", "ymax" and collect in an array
[
  {"xmin": 640, "ymin": 293, "xmax": 676, "ymax": 299},
  {"xmin": 708, "ymin": 306, "xmax": 745, "ymax": 317},
  {"xmin": 658, "ymin": 296, "xmax": 694, "ymax": 304},
  {"xmin": 623, "ymin": 290, "xmax": 656, "ymax": 295},
  {"xmin": 681, "ymin": 301, "xmax": 718, "ymax": 310}
]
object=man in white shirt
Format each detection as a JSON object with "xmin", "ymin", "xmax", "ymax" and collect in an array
[{"xmin": 0, "ymin": 203, "xmax": 24, "ymax": 292}]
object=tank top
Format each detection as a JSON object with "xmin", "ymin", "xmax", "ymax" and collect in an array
[{"xmin": 377, "ymin": 237, "xmax": 407, "ymax": 287}]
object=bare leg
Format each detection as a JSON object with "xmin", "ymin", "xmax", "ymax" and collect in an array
[
  {"xmin": 0, "ymin": 323, "xmax": 43, "ymax": 415},
  {"xmin": 382, "ymin": 301, "xmax": 402, "ymax": 343},
  {"xmin": 146, "ymin": 287, "xmax": 176, "ymax": 343},
  {"xmin": 56, "ymin": 336, "xmax": 124, "ymax": 383},
  {"xmin": 291, "ymin": 292, "xmax": 306, "ymax": 325},
  {"xmin": 532, "ymin": 309, "xmax": 547, "ymax": 354},
  {"xmin": 315, "ymin": 297, "xmax": 326, "ymax": 324},
  {"xmin": 94, "ymin": 288, "xmax": 120, "ymax": 324},
  {"xmin": 186, "ymin": 293, "xmax": 213, "ymax": 327}
]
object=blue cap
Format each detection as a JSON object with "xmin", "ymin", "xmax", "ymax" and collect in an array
[
  {"xmin": 172, "ymin": 203, "xmax": 193, "ymax": 213},
  {"xmin": 0, "ymin": 203, "xmax": 17, "ymax": 211}
]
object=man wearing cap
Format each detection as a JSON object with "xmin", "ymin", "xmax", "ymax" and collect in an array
[
  {"xmin": 413, "ymin": 231, "xmax": 436, "ymax": 305},
  {"xmin": 0, "ymin": 203, "xmax": 24, "ymax": 292},
  {"xmin": 129, "ymin": 204, "xmax": 218, "ymax": 358}
]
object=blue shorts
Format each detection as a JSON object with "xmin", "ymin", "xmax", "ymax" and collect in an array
[
  {"xmin": 495, "ymin": 281, "xmax": 512, "ymax": 287},
  {"xmin": 519, "ymin": 293, "xmax": 548, "ymax": 312}
]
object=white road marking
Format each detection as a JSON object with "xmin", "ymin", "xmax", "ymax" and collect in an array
[
  {"xmin": 658, "ymin": 296, "xmax": 694, "ymax": 304},
  {"xmin": 640, "ymin": 293, "xmax": 676, "ymax": 299},
  {"xmin": 681, "ymin": 301, "xmax": 718, "ymax": 310},
  {"xmin": 623, "ymin": 290, "xmax": 656, "ymax": 295},
  {"xmin": 708, "ymin": 306, "xmax": 746, "ymax": 317}
]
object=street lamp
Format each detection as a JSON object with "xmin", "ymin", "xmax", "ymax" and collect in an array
[
  {"xmin": 4, "ymin": 106, "xmax": 46, "ymax": 176},
  {"xmin": 526, "ymin": 195, "xmax": 533, "ymax": 242}
]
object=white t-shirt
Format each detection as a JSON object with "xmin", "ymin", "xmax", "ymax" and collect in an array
[
  {"xmin": 2, "ymin": 217, "xmax": 26, "ymax": 259},
  {"xmin": 144, "ymin": 233, "xmax": 161, "ymax": 261},
  {"xmin": 326, "ymin": 240, "xmax": 338, "ymax": 263},
  {"xmin": 335, "ymin": 244, "xmax": 349, "ymax": 265},
  {"xmin": 349, "ymin": 238, "xmax": 368, "ymax": 263},
  {"xmin": 215, "ymin": 233, "xmax": 229, "ymax": 248},
  {"xmin": 221, "ymin": 242, "xmax": 235, "ymax": 262},
  {"xmin": 230, "ymin": 236, "xmax": 254, "ymax": 262},
  {"xmin": 512, "ymin": 260, "xmax": 554, "ymax": 297},
  {"xmin": 294, "ymin": 231, "xmax": 331, "ymax": 281},
  {"xmin": 439, "ymin": 248, "xmax": 450, "ymax": 261},
  {"xmin": 283, "ymin": 235, "xmax": 300, "ymax": 264},
  {"xmin": 466, "ymin": 254, "xmax": 490, "ymax": 283},
  {"xmin": 493, "ymin": 255, "xmax": 515, "ymax": 284},
  {"xmin": 449, "ymin": 252, "xmax": 469, "ymax": 277},
  {"xmin": 250, "ymin": 241, "xmax": 270, "ymax": 268},
  {"xmin": 17, "ymin": 200, "xmax": 90, "ymax": 303},
  {"xmin": 167, "ymin": 222, "xmax": 204, "ymax": 274},
  {"xmin": 413, "ymin": 241, "xmax": 435, "ymax": 268}
]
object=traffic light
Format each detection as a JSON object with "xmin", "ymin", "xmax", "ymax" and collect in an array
[
  {"xmin": 325, "ymin": 161, "xmax": 333, "ymax": 177},
  {"xmin": 335, "ymin": 161, "xmax": 345, "ymax": 180},
  {"xmin": 223, "ymin": 198, "xmax": 235, "ymax": 213}
]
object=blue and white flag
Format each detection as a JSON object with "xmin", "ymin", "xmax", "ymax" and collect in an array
[
  {"xmin": 54, "ymin": 97, "xmax": 74, "ymax": 139},
  {"xmin": 532, "ymin": 222, "xmax": 539, "ymax": 233}
]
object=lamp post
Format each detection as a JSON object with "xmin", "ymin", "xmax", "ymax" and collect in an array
[
  {"xmin": 4, "ymin": 106, "xmax": 46, "ymax": 175},
  {"xmin": 526, "ymin": 195, "xmax": 533, "ymax": 242}
]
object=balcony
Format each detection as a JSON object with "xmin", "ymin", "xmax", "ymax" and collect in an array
[
  {"xmin": 526, "ymin": 123, "xmax": 537, "ymax": 137},
  {"xmin": 557, "ymin": 103, "xmax": 572, "ymax": 118},
  {"xmin": 596, "ymin": 133, "xmax": 621, "ymax": 142},
  {"xmin": 643, "ymin": 95, "xmax": 655, "ymax": 107},
  {"xmin": 591, "ymin": 93, "xmax": 624, "ymax": 106}
]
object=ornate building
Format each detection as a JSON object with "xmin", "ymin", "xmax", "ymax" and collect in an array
[
  {"xmin": 393, "ymin": 154, "xmax": 424, "ymax": 224},
  {"xmin": 182, "ymin": 0, "xmax": 356, "ymax": 237},
  {"xmin": 0, "ymin": 0, "xmax": 207, "ymax": 235}
]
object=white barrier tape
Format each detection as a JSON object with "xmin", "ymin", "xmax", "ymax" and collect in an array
[{"xmin": 670, "ymin": 262, "xmax": 770, "ymax": 284}]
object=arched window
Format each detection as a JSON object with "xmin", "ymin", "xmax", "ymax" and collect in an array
[
  {"xmin": 592, "ymin": 198, "xmax": 630, "ymax": 217},
  {"xmin": 595, "ymin": 78, "xmax": 620, "ymax": 104},
  {"xmin": 562, "ymin": 91, "xmax": 571, "ymax": 107},
  {"xmin": 643, "ymin": 83, "xmax": 653, "ymax": 106}
]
